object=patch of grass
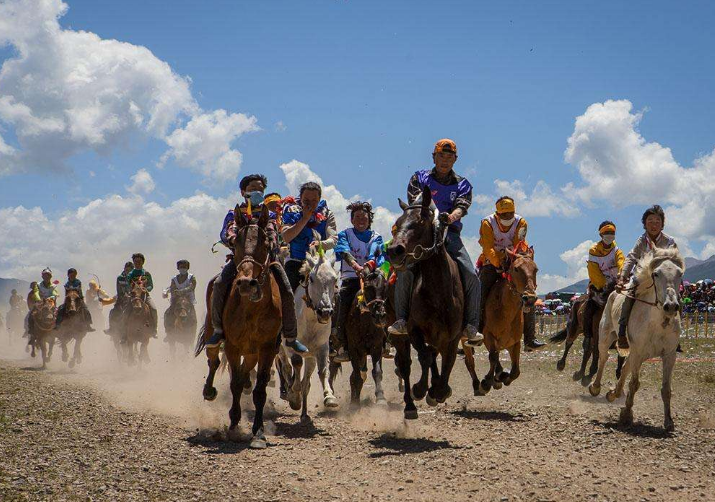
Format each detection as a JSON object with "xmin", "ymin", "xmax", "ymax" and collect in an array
[{"xmin": 700, "ymin": 372, "xmax": 715, "ymax": 385}]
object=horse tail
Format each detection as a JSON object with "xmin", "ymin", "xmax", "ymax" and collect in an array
[
  {"xmin": 549, "ymin": 328, "xmax": 568, "ymax": 343},
  {"xmin": 193, "ymin": 324, "xmax": 206, "ymax": 358}
]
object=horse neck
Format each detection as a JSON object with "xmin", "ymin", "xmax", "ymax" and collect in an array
[{"xmin": 418, "ymin": 246, "xmax": 454, "ymax": 287}]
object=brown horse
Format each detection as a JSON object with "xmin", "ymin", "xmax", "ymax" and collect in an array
[
  {"xmin": 551, "ymin": 282, "xmax": 625, "ymax": 385},
  {"xmin": 474, "ymin": 246, "xmax": 537, "ymax": 395},
  {"xmin": 386, "ymin": 186, "xmax": 464, "ymax": 419},
  {"xmin": 124, "ymin": 278, "xmax": 153, "ymax": 367},
  {"xmin": 164, "ymin": 291, "xmax": 197, "ymax": 358},
  {"xmin": 56, "ymin": 289, "xmax": 89, "ymax": 369},
  {"xmin": 195, "ymin": 205, "xmax": 282, "ymax": 449},
  {"xmin": 30, "ymin": 298, "xmax": 57, "ymax": 369}
]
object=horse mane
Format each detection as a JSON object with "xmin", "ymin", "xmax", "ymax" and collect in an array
[{"xmin": 634, "ymin": 248, "xmax": 685, "ymax": 283}]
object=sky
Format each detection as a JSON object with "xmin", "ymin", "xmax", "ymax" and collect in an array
[{"xmin": 1, "ymin": 0, "xmax": 715, "ymax": 295}]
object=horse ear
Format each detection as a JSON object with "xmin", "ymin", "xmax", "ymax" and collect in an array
[
  {"xmin": 398, "ymin": 198, "xmax": 408, "ymax": 211},
  {"xmin": 234, "ymin": 204, "xmax": 246, "ymax": 228},
  {"xmin": 421, "ymin": 186, "xmax": 432, "ymax": 208},
  {"xmin": 258, "ymin": 204, "xmax": 269, "ymax": 228},
  {"xmin": 528, "ymin": 246, "xmax": 535, "ymax": 258}
]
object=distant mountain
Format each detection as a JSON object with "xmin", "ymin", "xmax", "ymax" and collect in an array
[
  {"xmin": 550, "ymin": 255, "xmax": 715, "ymax": 294},
  {"xmin": 0, "ymin": 277, "xmax": 30, "ymax": 313}
]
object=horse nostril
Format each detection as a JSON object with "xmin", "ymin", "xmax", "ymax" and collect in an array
[
  {"xmin": 249, "ymin": 279, "xmax": 258, "ymax": 288},
  {"xmin": 394, "ymin": 245, "xmax": 405, "ymax": 256}
]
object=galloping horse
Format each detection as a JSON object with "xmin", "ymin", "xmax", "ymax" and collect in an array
[
  {"xmin": 277, "ymin": 248, "xmax": 339, "ymax": 422},
  {"xmin": 30, "ymin": 298, "xmax": 56, "ymax": 369},
  {"xmin": 56, "ymin": 289, "xmax": 89, "ymax": 368},
  {"xmin": 387, "ymin": 186, "xmax": 464, "ymax": 418},
  {"xmin": 124, "ymin": 278, "xmax": 153, "ymax": 367},
  {"xmin": 195, "ymin": 205, "xmax": 282, "ymax": 449},
  {"xmin": 164, "ymin": 290, "xmax": 197, "ymax": 358},
  {"xmin": 551, "ymin": 281, "xmax": 625, "ymax": 386},
  {"xmin": 474, "ymin": 245, "xmax": 538, "ymax": 395},
  {"xmin": 589, "ymin": 248, "xmax": 684, "ymax": 431},
  {"xmin": 6, "ymin": 303, "xmax": 24, "ymax": 343}
]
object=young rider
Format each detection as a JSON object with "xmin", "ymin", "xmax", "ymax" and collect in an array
[
  {"xmin": 124, "ymin": 253, "xmax": 158, "ymax": 341},
  {"xmin": 163, "ymin": 259, "xmax": 197, "ymax": 338},
  {"xmin": 55, "ymin": 268, "xmax": 95, "ymax": 332},
  {"xmin": 105, "ymin": 261, "xmax": 134, "ymax": 336}
]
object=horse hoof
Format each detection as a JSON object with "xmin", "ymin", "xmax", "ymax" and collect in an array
[
  {"xmin": 426, "ymin": 394, "xmax": 438, "ymax": 407},
  {"xmin": 619, "ymin": 408, "xmax": 633, "ymax": 426},
  {"xmin": 410, "ymin": 385, "xmax": 426, "ymax": 401},
  {"xmin": 606, "ymin": 390, "xmax": 618, "ymax": 403},
  {"xmin": 68, "ymin": 359, "xmax": 75, "ymax": 369},
  {"xmin": 203, "ymin": 386, "xmax": 218, "ymax": 401},
  {"xmin": 376, "ymin": 397, "xmax": 388, "ymax": 406},
  {"xmin": 664, "ymin": 420, "xmax": 675, "ymax": 432},
  {"xmin": 289, "ymin": 400, "xmax": 301, "ymax": 411},
  {"xmin": 493, "ymin": 381, "xmax": 503, "ymax": 390},
  {"xmin": 580, "ymin": 376, "xmax": 592, "ymax": 388},
  {"xmin": 324, "ymin": 396, "xmax": 339, "ymax": 408},
  {"xmin": 250, "ymin": 431, "xmax": 267, "ymax": 449},
  {"xmin": 556, "ymin": 361, "xmax": 565, "ymax": 372},
  {"xmin": 404, "ymin": 409, "xmax": 418, "ymax": 420},
  {"xmin": 300, "ymin": 415, "xmax": 312, "ymax": 425},
  {"xmin": 588, "ymin": 383, "xmax": 601, "ymax": 397},
  {"xmin": 572, "ymin": 371, "xmax": 583, "ymax": 382}
]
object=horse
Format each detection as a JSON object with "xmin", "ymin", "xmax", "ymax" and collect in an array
[
  {"xmin": 6, "ymin": 303, "xmax": 24, "ymax": 344},
  {"xmin": 335, "ymin": 266, "xmax": 390, "ymax": 407},
  {"xmin": 124, "ymin": 278, "xmax": 153, "ymax": 367},
  {"xmin": 589, "ymin": 248, "xmax": 684, "ymax": 432},
  {"xmin": 551, "ymin": 282, "xmax": 625, "ymax": 385},
  {"xmin": 164, "ymin": 290, "xmax": 197, "ymax": 358},
  {"xmin": 277, "ymin": 248, "xmax": 339, "ymax": 423},
  {"xmin": 195, "ymin": 205, "xmax": 282, "ymax": 449},
  {"xmin": 56, "ymin": 289, "xmax": 89, "ymax": 369},
  {"xmin": 474, "ymin": 246, "xmax": 537, "ymax": 396},
  {"xmin": 30, "ymin": 298, "xmax": 57, "ymax": 369},
  {"xmin": 386, "ymin": 186, "xmax": 464, "ymax": 419}
]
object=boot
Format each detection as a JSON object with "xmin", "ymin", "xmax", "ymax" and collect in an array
[
  {"xmin": 617, "ymin": 323, "xmax": 630, "ymax": 356},
  {"xmin": 524, "ymin": 336, "xmax": 546, "ymax": 352},
  {"xmin": 463, "ymin": 324, "xmax": 484, "ymax": 347},
  {"xmin": 205, "ymin": 330, "xmax": 224, "ymax": 349},
  {"xmin": 387, "ymin": 319, "xmax": 408, "ymax": 336},
  {"xmin": 284, "ymin": 338, "xmax": 309, "ymax": 354},
  {"xmin": 333, "ymin": 346, "xmax": 350, "ymax": 363}
]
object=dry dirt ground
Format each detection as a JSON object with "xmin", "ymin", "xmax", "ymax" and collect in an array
[{"xmin": 1, "ymin": 331, "xmax": 714, "ymax": 502}]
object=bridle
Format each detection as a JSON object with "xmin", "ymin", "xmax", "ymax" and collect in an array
[
  {"xmin": 33, "ymin": 299, "xmax": 56, "ymax": 331},
  {"xmin": 503, "ymin": 251, "xmax": 538, "ymax": 305},
  {"xmin": 358, "ymin": 272, "xmax": 386, "ymax": 315},
  {"xmin": 399, "ymin": 205, "xmax": 447, "ymax": 265},
  {"xmin": 618, "ymin": 272, "xmax": 661, "ymax": 308},
  {"xmin": 234, "ymin": 224, "xmax": 272, "ymax": 286}
]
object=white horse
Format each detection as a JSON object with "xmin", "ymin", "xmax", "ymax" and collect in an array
[
  {"xmin": 589, "ymin": 248, "xmax": 684, "ymax": 431},
  {"xmin": 277, "ymin": 249, "xmax": 339, "ymax": 422}
]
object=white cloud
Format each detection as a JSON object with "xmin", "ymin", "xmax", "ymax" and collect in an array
[
  {"xmin": 0, "ymin": 0, "xmax": 255, "ymax": 183},
  {"xmin": 537, "ymin": 240, "xmax": 595, "ymax": 294},
  {"xmin": 127, "ymin": 168, "xmax": 155, "ymax": 195},
  {"xmin": 274, "ymin": 121, "xmax": 286, "ymax": 132},
  {"xmin": 160, "ymin": 110, "xmax": 259, "ymax": 184},
  {"xmin": 279, "ymin": 159, "xmax": 400, "ymax": 239}
]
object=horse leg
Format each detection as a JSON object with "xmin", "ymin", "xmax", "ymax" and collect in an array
[
  {"xmin": 250, "ymin": 349, "xmax": 274, "ymax": 449},
  {"xmin": 410, "ymin": 332, "xmax": 431, "ymax": 401},
  {"xmin": 60, "ymin": 339, "xmax": 69, "ymax": 363},
  {"xmin": 478, "ymin": 348, "xmax": 499, "ymax": 395},
  {"xmin": 462, "ymin": 341, "xmax": 481, "ymax": 396},
  {"xmin": 394, "ymin": 337, "xmax": 416, "ymax": 419},
  {"xmin": 619, "ymin": 358, "xmax": 643, "ymax": 426},
  {"xmin": 228, "ymin": 358, "xmax": 243, "ymax": 431},
  {"xmin": 75, "ymin": 334, "xmax": 84, "ymax": 365},
  {"xmin": 606, "ymin": 356, "xmax": 631, "ymax": 402},
  {"xmin": 39, "ymin": 339, "xmax": 47, "ymax": 370},
  {"xmin": 615, "ymin": 355, "xmax": 625, "ymax": 380},
  {"xmin": 287, "ymin": 354, "xmax": 303, "ymax": 411},
  {"xmin": 371, "ymin": 348, "xmax": 386, "ymax": 405},
  {"xmin": 492, "ymin": 359, "xmax": 504, "ymax": 390},
  {"xmin": 349, "ymin": 355, "xmax": 365, "ymax": 407},
  {"xmin": 47, "ymin": 338, "xmax": 54, "ymax": 361},
  {"xmin": 557, "ymin": 338, "xmax": 573, "ymax": 372},
  {"xmin": 588, "ymin": 331, "xmax": 613, "ymax": 397},
  {"xmin": 502, "ymin": 342, "xmax": 521, "ymax": 385},
  {"xmin": 431, "ymin": 340, "xmax": 458, "ymax": 403},
  {"xmin": 202, "ymin": 348, "xmax": 221, "ymax": 401},
  {"xmin": 661, "ymin": 352, "xmax": 676, "ymax": 432},
  {"xmin": 140, "ymin": 340, "xmax": 150, "ymax": 364},
  {"xmin": 586, "ymin": 338, "xmax": 600, "ymax": 384},
  {"xmin": 317, "ymin": 347, "xmax": 338, "ymax": 408},
  {"xmin": 300, "ymin": 357, "xmax": 316, "ymax": 423}
]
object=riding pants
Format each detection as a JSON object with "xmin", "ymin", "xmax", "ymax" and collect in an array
[
  {"xmin": 284, "ymin": 259, "xmax": 304, "ymax": 292},
  {"xmin": 618, "ymin": 277, "xmax": 638, "ymax": 329},
  {"xmin": 335, "ymin": 277, "xmax": 361, "ymax": 348},
  {"xmin": 210, "ymin": 260, "xmax": 299, "ymax": 341},
  {"xmin": 582, "ymin": 290, "xmax": 599, "ymax": 339}
]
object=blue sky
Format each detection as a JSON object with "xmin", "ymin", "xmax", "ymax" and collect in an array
[{"xmin": 1, "ymin": 0, "xmax": 715, "ymax": 291}]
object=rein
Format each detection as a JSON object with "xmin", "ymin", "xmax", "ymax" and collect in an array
[
  {"xmin": 234, "ymin": 224, "xmax": 272, "ymax": 286},
  {"xmin": 618, "ymin": 273, "xmax": 660, "ymax": 308},
  {"xmin": 401, "ymin": 205, "xmax": 448, "ymax": 265},
  {"xmin": 358, "ymin": 273, "xmax": 386, "ymax": 314}
]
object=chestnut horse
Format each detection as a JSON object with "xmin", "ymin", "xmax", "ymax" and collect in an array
[
  {"xmin": 386, "ymin": 186, "xmax": 464, "ymax": 419},
  {"xmin": 474, "ymin": 246, "xmax": 537, "ymax": 395},
  {"xmin": 56, "ymin": 289, "xmax": 89, "ymax": 368},
  {"xmin": 195, "ymin": 205, "xmax": 282, "ymax": 449},
  {"xmin": 30, "ymin": 298, "xmax": 56, "ymax": 369},
  {"xmin": 124, "ymin": 278, "xmax": 153, "ymax": 367}
]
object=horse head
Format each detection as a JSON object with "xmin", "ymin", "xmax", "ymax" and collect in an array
[
  {"xmin": 233, "ymin": 204, "xmax": 271, "ymax": 302},
  {"xmin": 174, "ymin": 293, "xmax": 190, "ymax": 321},
  {"xmin": 301, "ymin": 248, "xmax": 337, "ymax": 324},
  {"xmin": 636, "ymin": 248, "xmax": 684, "ymax": 317},
  {"xmin": 387, "ymin": 185, "xmax": 438, "ymax": 270},
  {"xmin": 360, "ymin": 266, "xmax": 388, "ymax": 328},
  {"xmin": 130, "ymin": 278, "xmax": 148, "ymax": 312},
  {"xmin": 64, "ymin": 288, "xmax": 82, "ymax": 314},
  {"xmin": 33, "ymin": 298, "xmax": 56, "ymax": 328},
  {"xmin": 507, "ymin": 245, "xmax": 539, "ymax": 309}
]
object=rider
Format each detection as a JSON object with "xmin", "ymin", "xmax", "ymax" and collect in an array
[
  {"xmin": 583, "ymin": 221, "xmax": 625, "ymax": 343},
  {"xmin": 477, "ymin": 196, "xmax": 545, "ymax": 351},
  {"xmin": 55, "ymin": 268, "xmax": 95, "ymax": 332},
  {"xmin": 281, "ymin": 181, "xmax": 338, "ymax": 291},
  {"xmin": 617, "ymin": 205, "xmax": 677, "ymax": 352},
  {"xmin": 332, "ymin": 201, "xmax": 385, "ymax": 363},
  {"xmin": 105, "ymin": 261, "xmax": 134, "ymax": 336},
  {"xmin": 27, "ymin": 269, "xmax": 59, "ymax": 346},
  {"xmin": 163, "ymin": 259, "xmax": 197, "ymax": 338},
  {"xmin": 387, "ymin": 139, "xmax": 483, "ymax": 347},
  {"xmin": 124, "ymin": 253, "xmax": 158, "ymax": 341},
  {"xmin": 9, "ymin": 289, "xmax": 22, "ymax": 311},
  {"xmin": 205, "ymin": 174, "xmax": 308, "ymax": 354}
]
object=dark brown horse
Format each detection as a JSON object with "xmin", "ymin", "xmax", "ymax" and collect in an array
[
  {"xmin": 195, "ymin": 205, "xmax": 282, "ymax": 449},
  {"xmin": 164, "ymin": 291, "xmax": 197, "ymax": 358},
  {"xmin": 30, "ymin": 298, "xmax": 56, "ymax": 369},
  {"xmin": 124, "ymin": 278, "xmax": 153, "ymax": 367},
  {"xmin": 56, "ymin": 289, "xmax": 89, "ymax": 368},
  {"xmin": 551, "ymin": 282, "xmax": 625, "ymax": 385},
  {"xmin": 386, "ymin": 186, "xmax": 464, "ymax": 419},
  {"xmin": 475, "ymin": 247, "xmax": 537, "ymax": 395}
]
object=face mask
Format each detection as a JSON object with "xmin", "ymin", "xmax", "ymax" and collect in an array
[
  {"xmin": 246, "ymin": 191, "xmax": 264, "ymax": 207},
  {"xmin": 602, "ymin": 235, "xmax": 615, "ymax": 245},
  {"xmin": 499, "ymin": 217, "xmax": 515, "ymax": 227},
  {"xmin": 178, "ymin": 268, "xmax": 189, "ymax": 275}
]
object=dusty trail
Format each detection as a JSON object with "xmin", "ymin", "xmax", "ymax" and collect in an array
[{"xmin": 1, "ymin": 330, "xmax": 714, "ymax": 502}]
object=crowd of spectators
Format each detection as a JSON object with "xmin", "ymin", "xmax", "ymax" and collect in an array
[{"xmin": 680, "ymin": 280, "xmax": 715, "ymax": 313}]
